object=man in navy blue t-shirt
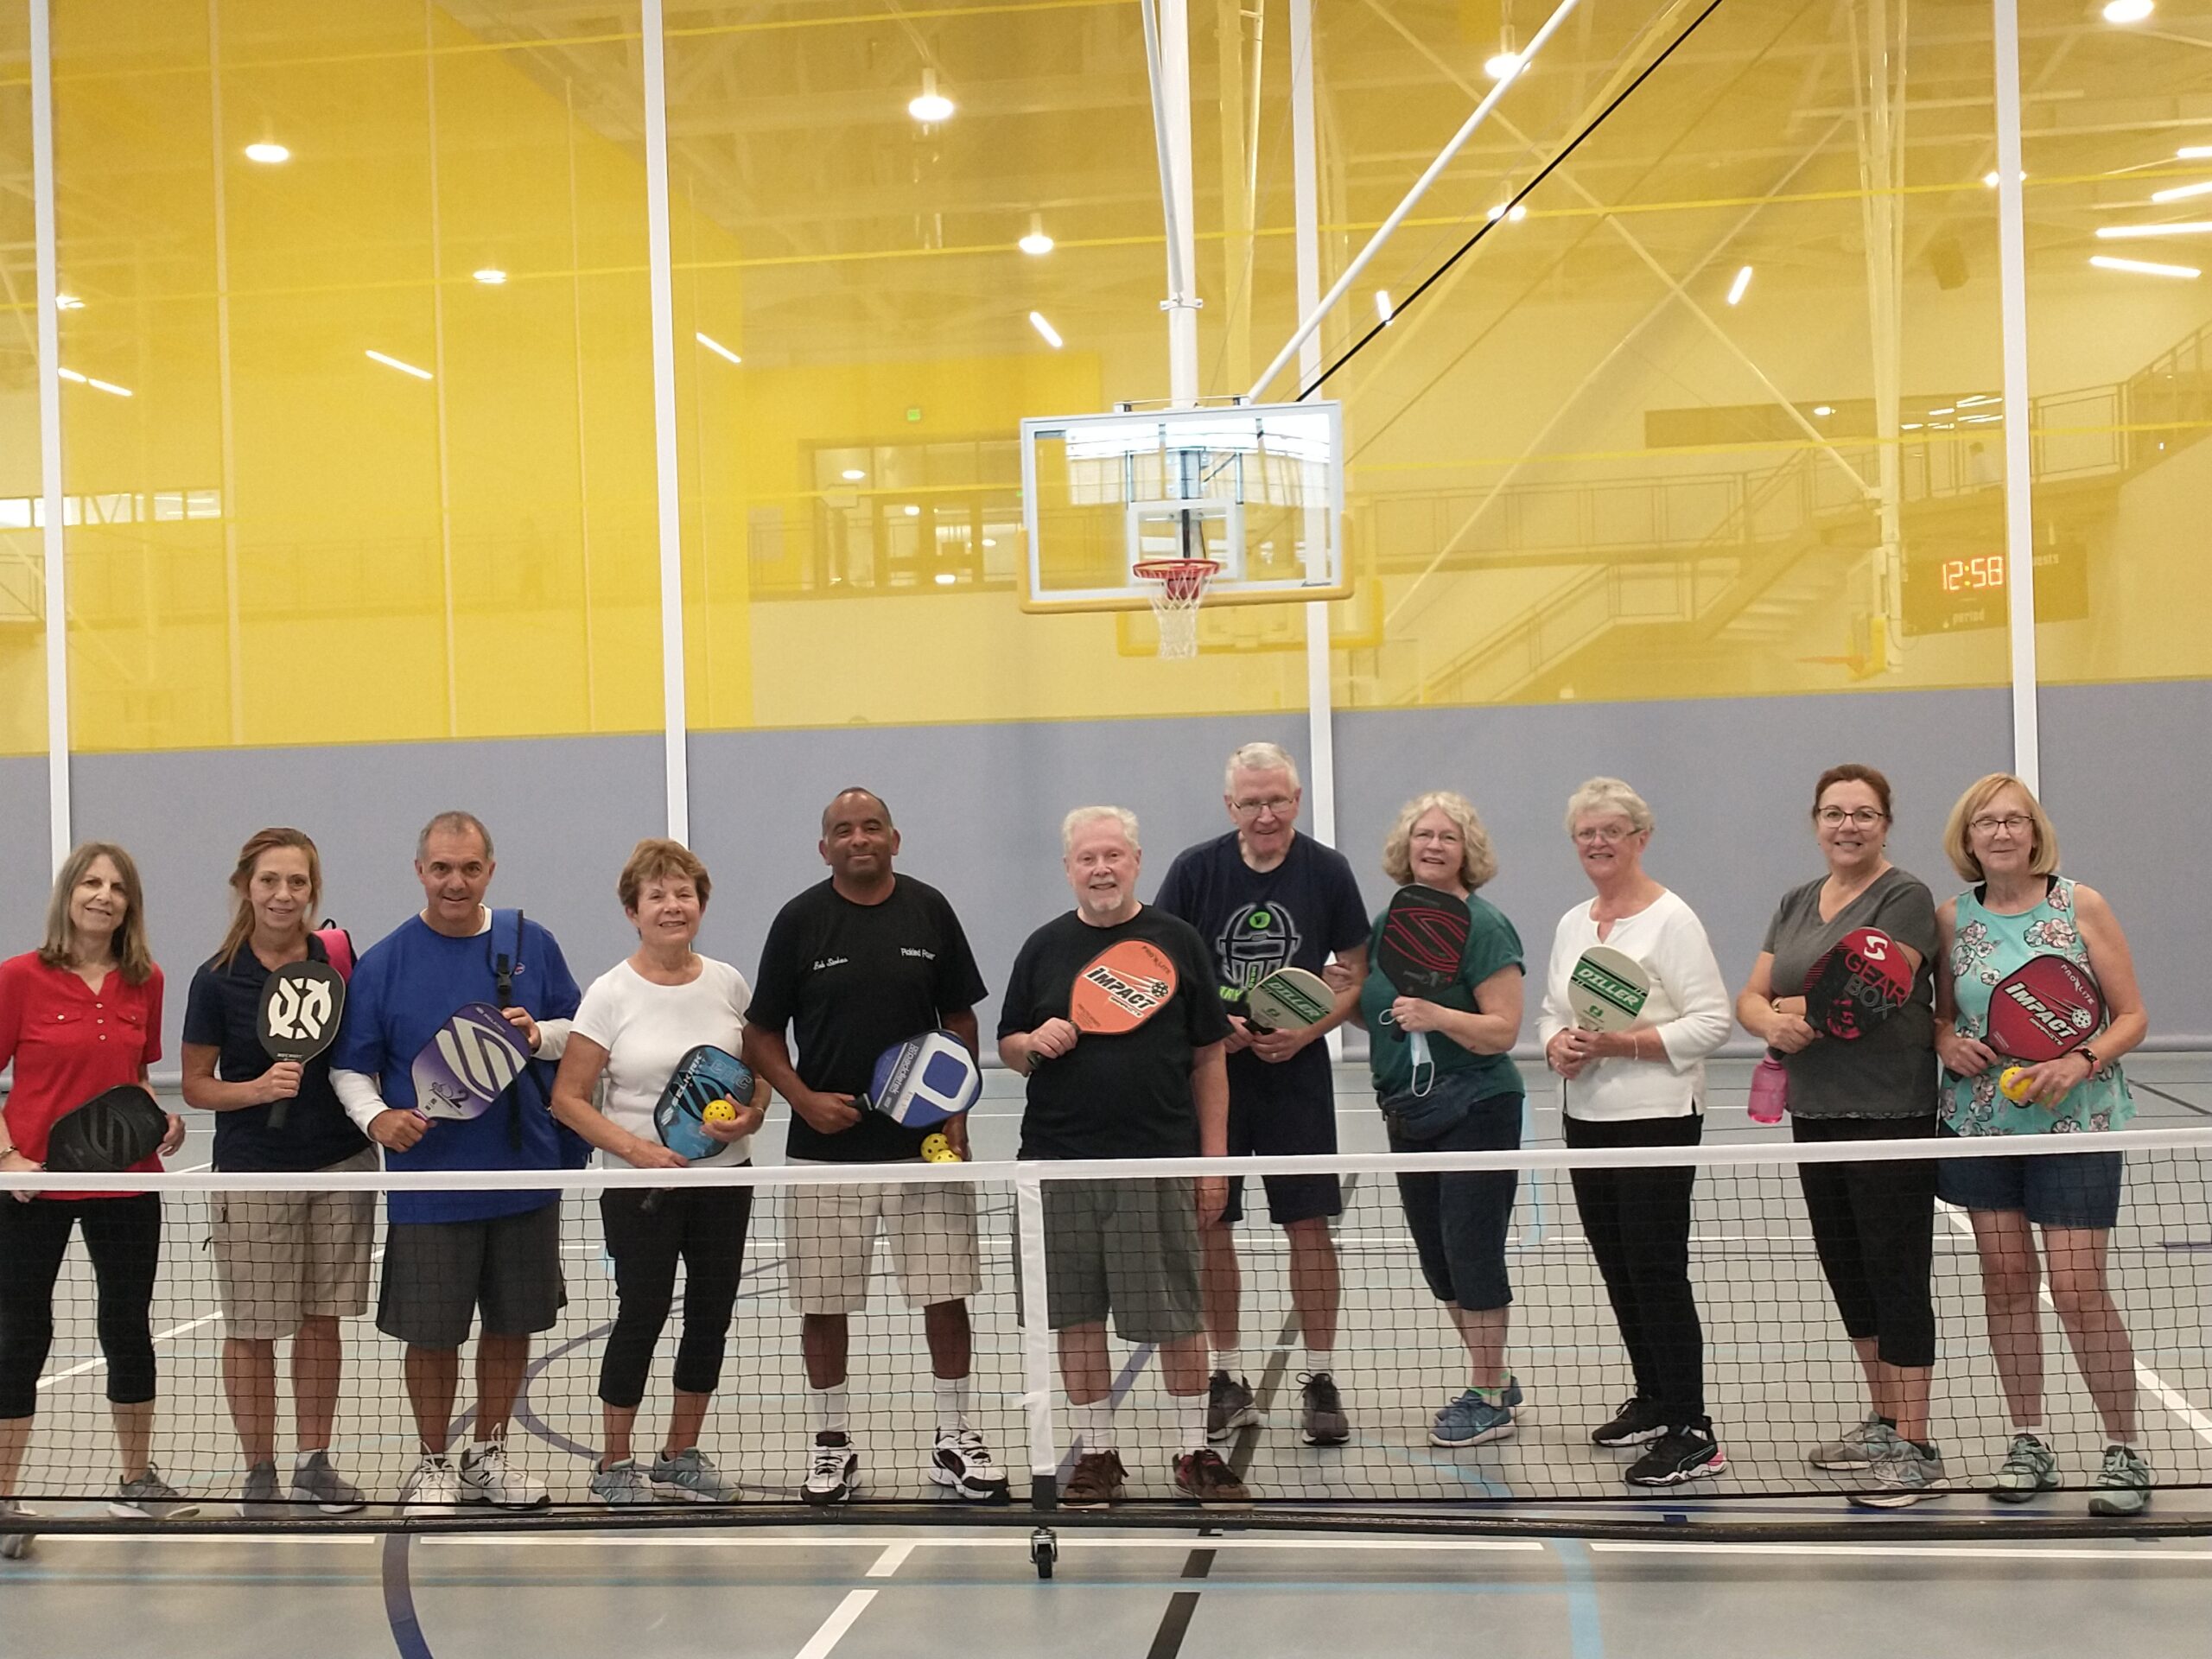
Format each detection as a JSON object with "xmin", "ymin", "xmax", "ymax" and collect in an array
[
  {"xmin": 330, "ymin": 811, "xmax": 581, "ymax": 1514},
  {"xmin": 1154, "ymin": 742, "xmax": 1370, "ymax": 1448}
]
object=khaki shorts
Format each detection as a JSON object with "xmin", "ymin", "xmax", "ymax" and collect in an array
[
  {"xmin": 213, "ymin": 1148, "xmax": 378, "ymax": 1341},
  {"xmin": 785, "ymin": 1167, "xmax": 982, "ymax": 1316},
  {"xmin": 1041, "ymin": 1177, "xmax": 1203, "ymax": 1344}
]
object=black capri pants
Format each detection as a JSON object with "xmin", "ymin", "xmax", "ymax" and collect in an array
[
  {"xmin": 1792, "ymin": 1115, "xmax": 1938, "ymax": 1370},
  {"xmin": 596, "ymin": 1182, "xmax": 753, "ymax": 1410},
  {"xmin": 1563, "ymin": 1112, "xmax": 1706, "ymax": 1426},
  {"xmin": 1389, "ymin": 1091, "xmax": 1523, "ymax": 1313},
  {"xmin": 0, "ymin": 1195, "xmax": 162, "ymax": 1420}
]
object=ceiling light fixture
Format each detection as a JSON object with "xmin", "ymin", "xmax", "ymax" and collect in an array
[
  {"xmin": 2177, "ymin": 146, "xmax": 2212, "ymax": 160},
  {"xmin": 903, "ymin": 505, "xmax": 922, "ymax": 518},
  {"xmin": 243, "ymin": 142, "xmax": 289, "ymax": 164},
  {"xmin": 1376, "ymin": 290, "xmax": 1394, "ymax": 324},
  {"xmin": 473, "ymin": 268, "xmax": 507, "ymax": 285},
  {"xmin": 365, "ymin": 348, "xmax": 433, "ymax": 380},
  {"xmin": 1028, "ymin": 310, "xmax": 1064, "ymax": 348},
  {"xmin": 2151, "ymin": 180, "xmax": 2212, "ymax": 203},
  {"xmin": 841, "ymin": 468, "xmax": 867, "ymax": 482},
  {"xmin": 909, "ymin": 69, "xmax": 954, "ymax": 124},
  {"xmin": 2101, "ymin": 0, "xmax": 2154, "ymax": 22},
  {"xmin": 1484, "ymin": 27, "xmax": 1520, "ymax": 82},
  {"xmin": 1981, "ymin": 169, "xmax": 2028, "ymax": 188},
  {"xmin": 1813, "ymin": 405, "xmax": 1834, "ymax": 416},
  {"xmin": 1019, "ymin": 213, "xmax": 1053, "ymax": 257},
  {"xmin": 2090, "ymin": 253, "xmax": 2201, "ymax": 278},
  {"xmin": 1726, "ymin": 265, "xmax": 1753, "ymax": 306},
  {"xmin": 55, "ymin": 293, "xmax": 84, "ymax": 311},
  {"xmin": 695, "ymin": 332, "xmax": 742, "ymax": 365},
  {"xmin": 2098, "ymin": 221, "xmax": 2212, "ymax": 238},
  {"xmin": 934, "ymin": 572, "xmax": 957, "ymax": 586}
]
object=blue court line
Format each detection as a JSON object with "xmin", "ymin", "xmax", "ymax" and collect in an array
[
  {"xmin": 1547, "ymin": 1538, "xmax": 1606, "ymax": 1659},
  {"xmin": 381, "ymin": 1534, "xmax": 435, "ymax": 1659}
]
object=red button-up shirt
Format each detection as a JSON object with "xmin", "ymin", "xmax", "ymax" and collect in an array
[{"xmin": 0, "ymin": 950, "xmax": 166, "ymax": 1196}]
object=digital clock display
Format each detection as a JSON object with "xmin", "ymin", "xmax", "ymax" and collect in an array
[{"xmin": 1939, "ymin": 555, "xmax": 2005, "ymax": 593}]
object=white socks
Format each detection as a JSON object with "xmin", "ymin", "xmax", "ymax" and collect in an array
[
  {"xmin": 1304, "ymin": 1346, "xmax": 1333, "ymax": 1380},
  {"xmin": 1216, "ymin": 1348, "xmax": 1245, "ymax": 1381},
  {"xmin": 810, "ymin": 1383, "xmax": 850, "ymax": 1437},
  {"xmin": 1178, "ymin": 1390, "xmax": 1210, "ymax": 1453},
  {"xmin": 1072, "ymin": 1399, "xmax": 1116, "ymax": 1452},
  {"xmin": 933, "ymin": 1374, "xmax": 972, "ymax": 1435}
]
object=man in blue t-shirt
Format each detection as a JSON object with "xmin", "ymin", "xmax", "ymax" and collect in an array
[
  {"xmin": 330, "ymin": 811, "xmax": 582, "ymax": 1514},
  {"xmin": 1154, "ymin": 742, "xmax": 1370, "ymax": 1449}
]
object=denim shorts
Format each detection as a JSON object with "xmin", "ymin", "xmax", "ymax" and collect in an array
[{"xmin": 1936, "ymin": 1126, "xmax": 2123, "ymax": 1230}]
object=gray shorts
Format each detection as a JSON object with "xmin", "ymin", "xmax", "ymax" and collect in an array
[
  {"xmin": 376, "ymin": 1202, "xmax": 566, "ymax": 1350},
  {"xmin": 213, "ymin": 1147, "xmax": 378, "ymax": 1340},
  {"xmin": 1041, "ymin": 1177, "xmax": 1203, "ymax": 1344}
]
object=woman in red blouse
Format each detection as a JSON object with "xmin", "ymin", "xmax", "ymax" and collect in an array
[{"xmin": 0, "ymin": 843, "xmax": 194, "ymax": 1554}]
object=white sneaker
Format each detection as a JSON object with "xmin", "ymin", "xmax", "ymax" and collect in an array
[
  {"xmin": 929, "ymin": 1427, "xmax": 1009, "ymax": 1502},
  {"xmin": 1, "ymin": 1501, "xmax": 34, "ymax": 1560},
  {"xmin": 460, "ymin": 1434, "xmax": 550, "ymax": 1510},
  {"xmin": 402, "ymin": 1454, "xmax": 464, "ymax": 1515},
  {"xmin": 801, "ymin": 1433, "xmax": 859, "ymax": 1506}
]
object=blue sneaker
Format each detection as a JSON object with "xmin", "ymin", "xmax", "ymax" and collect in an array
[{"xmin": 1430, "ymin": 1377, "xmax": 1523, "ymax": 1448}]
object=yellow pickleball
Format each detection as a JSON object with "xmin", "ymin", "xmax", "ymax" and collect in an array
[
  {"xmin": 920, "ymin": 1133, "xmax": 959, "ymax": 1163},
  {"xmin": 702, "ymin": 1097, "xmax": 740, "ymax": 1124}
]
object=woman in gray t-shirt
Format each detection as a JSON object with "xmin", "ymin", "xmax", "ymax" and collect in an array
[{"xmin": 1736, "ymin": 764, "xmax": 1942, "ymax": 1508}]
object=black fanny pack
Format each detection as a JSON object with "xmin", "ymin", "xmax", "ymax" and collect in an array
[{"xmin": 1378, "ymin": 1066, "xmax": 1490, "ymax": 1141}]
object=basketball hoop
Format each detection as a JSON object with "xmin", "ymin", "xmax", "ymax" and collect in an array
[{"xmin": 1132, "ymin": 556, "xmax": 1218, "ymax": 660}]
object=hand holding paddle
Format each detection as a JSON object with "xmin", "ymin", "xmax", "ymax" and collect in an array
[
  {"xmin": 256, "ymin": 958, "xmax": 346, "ymax": 1134},
  {"xmin": 1980, "ymin": 954, "xmax": 2107, "ymax": 1109},
  {"xmin": 1375, "ymin": 886, "xmax": 1471, "ymax": 1096},
  {"xmin": 1554, "ymin": 945, "xmax": 1652, "ymax": 1079},
  {"xmin": 1021, "ymin": 1018, "xmax": 1080, "ymax": 1067}
]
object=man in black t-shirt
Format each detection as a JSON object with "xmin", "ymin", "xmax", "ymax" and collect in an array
[
  {"xmin": 744, "ymin": 789, "xmax": 1002, "ymax": 1507},
  {"xmin": 1155, "ymin": 741, "xmax": 1369, "ymax": 1449},
  {"xmin": 998, "ymin": 805, "xmax": 1246, "ymax": 1507}
]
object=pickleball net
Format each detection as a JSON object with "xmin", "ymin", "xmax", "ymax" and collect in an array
[{"xmin": 5, "ymin": 1128, "xmax": 2212, "ymax": 1536}]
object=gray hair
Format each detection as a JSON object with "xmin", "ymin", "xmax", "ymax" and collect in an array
[
  {"xmin": 1563, "ymin": 777, "xmax": 1654, "ymax": 838},
  {"xmin": 1061, "ymin": 804, "xmax": 1141, "ymax": 855},
  {"xmin": 416, "ymin": 810, "xmax": 494, "ymax": 863},
  {"xmin": 1224, "ymin": 741, "xmax": 1300, "ymax": 792}
]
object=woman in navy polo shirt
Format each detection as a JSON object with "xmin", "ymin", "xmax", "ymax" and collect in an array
[
  {"xmin": 181, "ymin": 828, "xmax": 375, "ymax": 1517},
  {"xmin": 0, "ymin": 842, "xmax": 194, "ymax": 1557}
]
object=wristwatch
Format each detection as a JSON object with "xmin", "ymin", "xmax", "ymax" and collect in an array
[{"xmin": 2075, "ymin": 1045, "xmax": 2102, "ymax": 1075}]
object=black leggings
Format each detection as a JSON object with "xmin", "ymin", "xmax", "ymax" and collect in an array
[
  {"xmin": 1793, "ymin": 1115, "xmax": 1938, "ymax": 1370},
  {"xmin": 0, "ymin": 1195, "xmax": 162, "ymax": 1420},
  {"xmin": 597, "ymin": 1184, "xmax": 753, "ymax": 1410},
  {"xmin": 1563, "ymin": 1113, "xmax": 1706, "ymax": 1426}
]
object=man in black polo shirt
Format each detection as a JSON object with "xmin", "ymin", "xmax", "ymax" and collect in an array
[
  {"xmin": 1154, "ymin": 741, "xmax": 1370, "ymax": 1447},
  {"xmin": 744, "ymin": 789, "xmax": 1003, "ymax": 1505}
]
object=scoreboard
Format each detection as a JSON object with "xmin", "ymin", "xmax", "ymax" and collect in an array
[{"xmin": 1900, "ymin": 538, "xmax": 2088, "ymax": 637}]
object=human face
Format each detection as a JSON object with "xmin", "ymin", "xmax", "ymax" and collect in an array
[
  {"xmin": 69, "ymin": 855, "xmax": 130, "ymax": 954},
  {"xmin": 249, "ymin": 847, "xmax": 315, "ymax": 942},
  {"xmin": 416, "ymin": 826, "xmax": 494, "ymax": 931},
  {"xmin": 820, "ymin": 792, "xmax": 899, "ymax": 887},
  {"xmin": 1407, "ymin": 808, "xmax": 1470, "ymax": 896},
  {"xmin": 1065, "ymin": 818, "xmax": 1142, "ymax": 925},
  {"xmin": 1226, "ymin": 766, "xmax": 1300, "ymax": 861},
  {"xmin": 1814, "ymin": 780, "xmax": 1888, "ymax": 875},
  {"xmin": 1572, "ymin": 813, "xmax": 1646, "ymax": 888},
  {"xmin": 1967, "ymin": 784, "xmax": 2038, "ymax": 878},
  {"xmin": 628, "ymin": 873, "xmax": 703, "ymax": 951}
]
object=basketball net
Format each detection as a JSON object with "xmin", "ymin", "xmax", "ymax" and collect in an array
[{"xmin": 1132, "ymin": 557, "xmax": 1217, "ymax": 660}]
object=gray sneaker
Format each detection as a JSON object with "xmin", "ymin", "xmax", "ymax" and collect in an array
[
  {"xmin": 1991, "ymin": 1432, "xmax": 2059, "ymax": 1503},
  {"xmin": 239, "ymin": 1461, "xmax": 284, "ymax": 1518},
  {"xmin": 2088, "ymin": 1445, "xmax": 2151, "ymax": 1518},
  {"xmin": 291, "ymin": 1451, "xmax": 366, "ymax": 1515},
  {"xmin": 0, "ymin": 1501, "xmax": 33, "ymax": 1561},
  {"xmin": 651, "ymin": 1448, "xmax": 740, "ymax": 1504},
  {"xmin": 1300, "ymin": 1373, "xmax": 1351, "ymax": 1446},
  {"xmin": 1847, "ymin": 1426, "xmax": 1945, "ymax": 1509},
  {"xmin": 1207, "ymin": 1372, "xmax": 1260, "ymax": 1442},
  {"xmin": 111, "ymin": 1464, "xmax": 200, "ymax": 1522},
  {"xmin": 1807, "ymin": 1414, "xmax": 1885, "ymax": 1471},
  {"xmin": 589, "ymin": 1459, "xmax": 658, "ymax": 1507}
]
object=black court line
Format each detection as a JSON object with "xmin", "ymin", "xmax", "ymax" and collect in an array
[{"xmin": 2133, "ymin": 1082, "xmax": 2212, "ymax": 1119}]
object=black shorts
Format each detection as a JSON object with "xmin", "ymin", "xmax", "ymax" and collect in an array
[
  {"xmin": 376, "ymin": 1202, "xmax": 566, "ymax": 1349},
  {"xmin": 1219, "ymin": 1079, "xmax": 1342, "ymax": 1227}
]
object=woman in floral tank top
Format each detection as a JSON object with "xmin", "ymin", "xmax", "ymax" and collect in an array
[{"xmin": 1932, "ymin": 773, "xmax": 2151, "ymax": 1518}]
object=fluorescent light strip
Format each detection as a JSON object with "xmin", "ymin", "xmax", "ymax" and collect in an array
[
  {"xmin": 2150, "ymin": 180, "xmax": 2212, "ymax": 203},
  {"xmin": 2180, "ymin": 146, "xmax": 2212, "ymax": 160},
  {"xmin": 2090, "ymin": 254, "xmax": 2201, "ymax": 278},
  {"xmin": 694, "ymin": 331, "xmax": 742, "ymax": 365},
  {"xmin": 1726, "ymin": 265, "xmax": 1752, "ymax": 305},
  {"xmin": 365, "ymin": 348, "xmax": 433, "ymax": 380},
  {"xmin": 1375, "ymin": 290, "xmax": 1394, "ymax": 323},
  {"xmin": 2096, "ymin": 220, "xmax": 2212, "ymax": 239},
  {"xmin": 56, "ymin": 367, "xmax": 131, "ymax": 397},
  {"xmin": 1028, "ymin": 310, "xmax": 1064, "ymax": 348}
]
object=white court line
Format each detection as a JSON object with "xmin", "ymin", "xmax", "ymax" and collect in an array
[
  {"xmin": 1590, "ymin": 1540, "xmax": 2212, "ymax": 1561},
  {"xmin": 36, "ymin": 1313, "xmax": 219, "ymax": 1390},
  {"xmin": 790, "ymin": 1541, "xmax": 905, "ymax": 1659},
  {"xmin": 864, "ymin": 1540, "xmax": 912, "ymax": 1577},
  {"xmin": 1939, "ymin": 1209, "xmax": 2212, "ymax": 1449}
]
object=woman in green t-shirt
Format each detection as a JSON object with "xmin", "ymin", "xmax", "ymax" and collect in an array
[{"xmin": 1345, "ymin": 791, "xmax": 1528, "ymax": 1452}]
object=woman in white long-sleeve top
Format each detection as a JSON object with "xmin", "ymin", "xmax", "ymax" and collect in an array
[{"xmin": 1537, "ymin": 779, "xmax": 1732, "ymax": 1488}]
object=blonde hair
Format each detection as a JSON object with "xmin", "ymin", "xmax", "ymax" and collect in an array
[
  {"xmin": 213, "ymin": 828, "xmax": 323, "ymax": 970},
  {"xmin": 1381, "ymin": 791, "xmax": 1498, "ymax": 891},
  {"xmin": 1224, "ymin": 741, "xmax": 1300, "ymax": 792},
  {"xmin": 1942, "ymin": 772, "xmax": 2061, "ymax": 882},
  {"xmin": 1563, "ymin": 777, "xmax": 1654, "ymax": 837},
  {"xmin": 1061, "ymin": 805, "xmax": 1141, "ymax": 855},
  {"xmin": 39, "ymin": 842, "xmax": 156, "ymax": 985},
  {"xmin": 618, "ymin": 838, "xmax": 712, "ymax": 912}
]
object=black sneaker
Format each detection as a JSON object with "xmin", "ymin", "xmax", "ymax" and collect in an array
[
  {"xmin": 1625, "ymin": 1423, "xmax": 1726, "ymax": 1488},
  {"xmin": 1206, "ymin": 1371, "xmax": 1259, "ymax": 1442},
  {"xmin": 1592, "ymin": 1395, "xmax": 1669, "ymax": 1448},
  {"xmin": 1300, "ymin": 1372, "xmax": 1351, "ymax": 1446}
]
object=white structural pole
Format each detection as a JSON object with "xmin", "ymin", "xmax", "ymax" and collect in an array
[
  {"xmin": 1992, "ymin": 0, "xmax": 2039, "ymax": 792},
  {"xmin": 1249, "ymin": 0, "xmax": 1582, "ymax": 403},
  {"xmin": 641, "ymin": 0, "xmax": 691, "ymax": 841},
  {"xmin": 30, "ymin": 0, "xmax": 69, "ymax": 868},
  {"xmin": 1142, "ymin": 0, "xmax": 1203, "ymax": 405},
  {"xmin": 1291, "ymin": 0, "xmax": 1336, "ymax": 849}
]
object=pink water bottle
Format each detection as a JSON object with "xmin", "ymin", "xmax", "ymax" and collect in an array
[{"xmin": 1747, "ymin": 1052, "xmax": 1789, "ymax": 1124}]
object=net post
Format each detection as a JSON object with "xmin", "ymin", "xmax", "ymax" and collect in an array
[{"xmin": 1014, "ymin": 1170, "xmax": 1059, "ymax": 1509}]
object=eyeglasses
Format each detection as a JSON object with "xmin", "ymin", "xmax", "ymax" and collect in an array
[
  {"xmin": 1573, "ymin": 824, "xmax": 1637, "ymax": 844},
  {"xmin": 1231, "ymin": 796, "xmax": 1296, "ymax": 818},
  {"xmin": 1969, "ymin": 814, "xmax": 2033, "ymax": 836},
  {"xmin": 1815, "ymin": 807, "xmax": 1888, "ymax": 828}
]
